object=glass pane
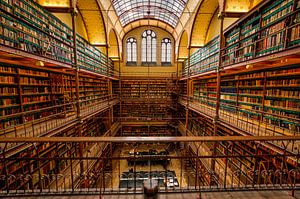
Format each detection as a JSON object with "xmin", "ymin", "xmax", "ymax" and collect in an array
[
  {"xmin": 161, "ymin": 43, "xmax": 166, "ymax": 62},
  {"xmin": 142, "ymin": 37, "xmax": 147, "ymax": 62},
  {"xmin": 127, "ymin": 43, "xmax": 132, "ymax": 62},
  {"xmin": 167, "ymin": 42, "xmax": 171, "ymax": 62},
  {"xmin": 132, "ymin": 42, "xmax": 137, "ymax": 62},
  {"xmin": 112, "ymin": 0, "xmax": 187, "ymax": 27}
]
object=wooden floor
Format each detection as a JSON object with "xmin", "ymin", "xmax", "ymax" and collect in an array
[{"xmin": 6, "ymin": 190, "xmax": 299, "ymax": 199}]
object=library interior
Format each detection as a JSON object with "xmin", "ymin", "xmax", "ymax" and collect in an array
[{"xmin": 0, "ymin": 0, "xmax": 300, "ymax": 198}]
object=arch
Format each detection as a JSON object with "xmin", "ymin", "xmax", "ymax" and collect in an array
[
  {"xmin": 178, "ymin": 30, "xmax": 188, "ymax": 60},
  {"xmin": 77, "ymin": 0, "xmax": 107, "ymax": 53},
  {"xmin": 122, "ymin": 19, "xmax": 176, "ymax": 39},
  {"xmin": 190, "ymin": 0, "xmax": 263, "ymax": 47},
  {"xmin": 190, "ymin": 0, "xmax": 219, "ymax": 47},
  {"xmin": 108, "ymin": 29, "xmax": 120, "ymax": 59}
]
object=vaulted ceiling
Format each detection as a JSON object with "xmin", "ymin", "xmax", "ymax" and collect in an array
[{"xmin": 112, "ymin": 0, "xmax": 188, "ymax": 28}]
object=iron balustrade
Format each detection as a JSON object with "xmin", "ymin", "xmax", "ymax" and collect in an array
[
  {"xmin": 0, "ymin": 139, "xmax": 299, "ymax": 196},
  {"xmin": 0, "ymin": 95, "xmax": 119, "ymax": 142}
]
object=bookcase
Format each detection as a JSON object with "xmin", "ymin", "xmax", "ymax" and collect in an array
[
  {"xmin": 118, "ymin": 79, "xmax": 174, "ymax": 120},
  {"xmin": 222, "ymin": 0, "xmax": 300, "ymax": 67},
  {"xmin": 1, "ymin": 110, "xmax": 111, "ymax": 190},
  {"xmin": 0, "ymin": 62, "xmax": 78, "ymax": 129},
  {"xmin": 0, "ymin": 61, "xmax": 113, "ymax": 130},
  {"xmin": 193, "ymin": 76, "xmax": 217, "ymax": 108},
  {"xmin": 183, "ymin": 37, "xmax": 219, "ymax": 77},
  {"xmin": 185, "ymin": 111, "xmax": 296, "ymax": 185},
  {"xmin": 221, "ymin": 66, "xmax": 299, "ymax": 133},
  {"xmin": 0, "ymin": 0, "xmax": 114, "ymax": 77},
  {"xmin": 0, "ymin": 0, "xmax": 73, "ymax": 64},
  {"xmin": 79, "ymin": 74, "xmax": 109, "ymax": 108},
  {"xmin": 184, "ymin": 0, "xmax": 300, "ymax": 74},
  {"xmin": 77, "ymin": 35, "xmax": 114, "ymax": 77},
  {"xmin": 191, "ymin": 64, "xmax": 300, "ymax": 134}
]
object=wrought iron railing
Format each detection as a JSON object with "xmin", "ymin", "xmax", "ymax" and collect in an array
[{"xmin": 0, "ymin": 139, "xmax": 299, "ymax": 196}]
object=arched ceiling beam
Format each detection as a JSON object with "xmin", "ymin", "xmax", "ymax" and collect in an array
[
  {"xmin": 77, "ymin": 0, "xmax": 107, "ymax": 45},
  {"xmin": 190, "ymin": 0, "xmax": 219, "ymax": 47},
  {"xmin": 122, "ymin": 19, "xmax": 175, "ymax": 39}
]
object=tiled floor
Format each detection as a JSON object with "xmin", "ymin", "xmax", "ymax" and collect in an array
[{"xmin": 6, "ymin": 190, "xmax": 300, "ymax": 199}]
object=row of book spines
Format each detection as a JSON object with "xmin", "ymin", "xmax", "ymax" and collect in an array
[
  {"xmin": 265, "ymin": 100, "xmax": 299, "ymax": 108},
  {"xmin": 0, "ymin": 26, "xmax": 73, "ymax": 64},
  {"xmin": 0, "ymin": 118, "xmax": 21, "ymax": 129},
  {"xmin": 250, "ymin": 69, "xmax": 298, "ymax": 77},
  {"xmin": 200, "ymin": 89, "xmax": 299, "ymax": 99},
  {"xmin": 220, "ymin": 102, "xmax": 299, "ymax": 115},
  {"xmin": 211, "ymin": 70, "xmax": 298, "ymax": 81},
  {"xmin": 0, "ymin": 76, "xmax": 14, "ymax": 82},
  {"xmin": 0, "ymin": 12, "xmax": 112, "ymax": 74},
  {"xmin": 0, "ymin": 108, "xmax": 20, "ymax": 116},
  {"xmin": 195, "ymin": 94, "xmax": 299, "ymax": 111},
  {"xmin": 262, "ymin": 21, "xmax": 285, "ymax": 36},
  {"xmin": 1, "ymin": 0, "xmax": 72, "ymax": 35},
  {"xmin": 0, "ymin": 12, "xmax": 72, "ymax": 49},
  {"xmin": 221, "ymin": 97, "xmax": 299, "ymax": 107},
  {"xmin": 0, "ymin": 98, "xmax": 18, "ymax": 106},
  {"xmin": 262, "ymin": 0, "xmax": 293, "ymax": 26},
  {"xmin": 224, "ymin": 0, "xmax": 295, "ymax": 54},
  {"xmin": 22, "ymin": 96, "xmax": 50, "ymax": 103},
  {"xmin": 19, "ymin": 77, "xmax": 49, "ymax": 84},
  {"xmin": 266, "ymin": 89, "xmax": 299, "ymax": 96},
  {"xmin": 290, "ymin": 24, "xmax": 300, "ymax": 42},
  {"xmin": 0, "ymin": 87, "xmax": 17, "ymax": 94}
]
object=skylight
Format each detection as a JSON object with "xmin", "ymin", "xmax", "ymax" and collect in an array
[{"xmin": 112, "ymin": 0, "xmax": 187, "ymax": 27}]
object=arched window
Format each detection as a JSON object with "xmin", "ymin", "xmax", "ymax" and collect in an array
[
  {"xmin": 161, "ymin": 38, "xmax": 171, "ymax": 63},
  {"xmin": 142, "ymin": 30, "xmax": 156, "ymax": 63},
  {"xmin": 126, "ymin": 37, "xmax": 137, "ymax": 63}
]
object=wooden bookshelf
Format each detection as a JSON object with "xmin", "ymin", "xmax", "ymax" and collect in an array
[
  {"xmin": 0, "ymin": 0, "xmax": 114, "ymax": 77},
  {"xmin": 0, "ymin": 61, "xmax": 114, "ymax": 130},
  {"xmin": 191, "ymin": 65, "xmax": 300, "ymax": 134},
  {"xmin": 1, "ymin": 110, "xmax": 112, "ymax": 190},
  {"xmin": 118, "ymin": 79, "xmax": 174, "ymax": 121},
  {"xmin": 183, "ymin": 0, "xmax": 300, "ymax": 79},
  {"xmin": 79, "ymin": 74, "xmax": 109, "ymax": 108},
  {"xmin": 0, "ymin": 62, "xmax": 71, "ymax": 129},
  {"xmin": 222, "ymin": 0, "xmax": 300, "ymax": 67},
  {"xmin": 184, "ymin": 111, "xmax": 297, "ymax": 186},
  {"xmin": 182, "ymin": 37, "xmax": 219, "ymax": 77},
  {"xmin": 76, "ymin": 34, "xmax": 114, "ymax": 77},
  {"xmin": 193, "ymin": 76, "xmax": 217, "ymax": 108}
]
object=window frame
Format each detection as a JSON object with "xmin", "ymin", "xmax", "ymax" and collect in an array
[
  {"xmin": 126, "ymin": 37, "xmax": 137, "ymax": 65},
  {"xmin": 161, "ymin": 38, "xmax": 172, "ymax": 65},
  {"xmin": 141, "ymin": 30, "xmax": 157, "ymax": 65}
]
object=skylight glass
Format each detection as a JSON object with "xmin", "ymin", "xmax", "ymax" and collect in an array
[{"xmin": 112, "ymin": 0, "xmax": 187, "ymax": 27}]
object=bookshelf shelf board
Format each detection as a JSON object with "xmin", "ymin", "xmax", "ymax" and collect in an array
[
  {"xmin": 0, "ymin": 71, "xmax": 17, "ymax": 75},
  {"xmin": 20, "ymin": 84, "xmax": 50, "ymax": 86},
  {"xmin": 0, "ymin": 83, "xmax": 18, "ymax": 86},
  {"xmin": 0, "ymin": 104, "xmax": 20, "ymax": 109}
]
